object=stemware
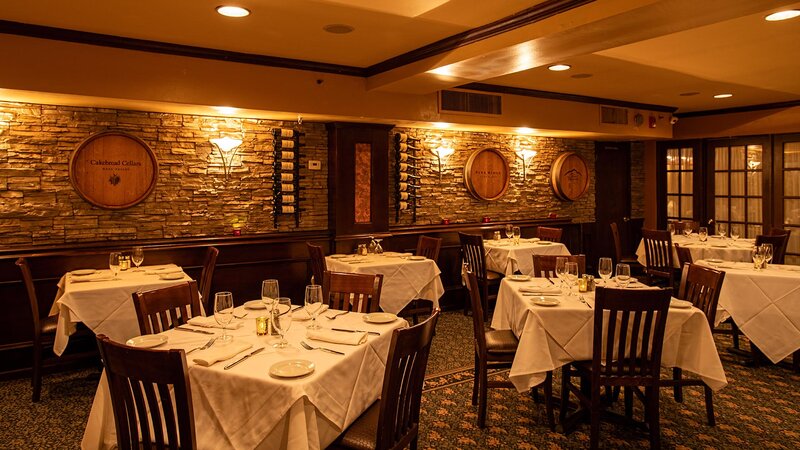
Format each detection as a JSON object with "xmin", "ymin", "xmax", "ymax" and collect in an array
[
  {"xmin": 565, "ymin": 262, "xmax": 579, "ymax": 296},
  {"xmin": 683, "ymin": 226, "xmax": 692, "ymax": 238},
  {"xmin": 555, "ymin": 257, "xmax": 568, "ymax": 291},
  {"xmin": 698, "ymin": 227, "xmax": 708, "ymax": 243},
  {"xmin": 752, "ymin": 246, "xmax": 766, "ymax": 271},
  {"xmin": 717, "ymin": 224, "xmax": 726, "ymax": 239},
  {"xmin": 131, "ymin": 247, "xmax": 144, "ymax": 271},
  {"xmin": 667, "ymin": 223, "xmax": 675, "ymax": 236},
  {"xmin": 374, "ymin": 238, "xmax": 384, "ymax": 254},
  {"xmin": 730, "ymin": 226, "xmax": 740, "ymax": 242},
  {"xmin": 271, "ymin": 297, "xmax": 293, "ymax": 349},
  {"xmin": 109, "ymin": 252, "xmax": 122, "ymax": 279},
  {"xmin": 512, "ymin": 226, "xmax": 521, "ymax": 245},
  {"xmin": 262, "ymin": 279, "xmax": 279, "ymax": 309},
  {"xmin": 615, "ymin": 263, "xmax": 631, "ymax": 288},
  {"xmin": 597, "ymin": 257, "xmax": 613, "ymax": 284},
  {"xmin": 505, "ymin": 224, "xmax": 514, "ymax": 239},
  {"xmin": 305, "ymin": 285, "xmax": 324, "ymax": 330},
  {"xmin": 214, "ymin": 292, "xmax": 234, "ymax": 344},
  {"xmin": 761, "ymin": 243, "xmax": 773, "ymax": 267}
]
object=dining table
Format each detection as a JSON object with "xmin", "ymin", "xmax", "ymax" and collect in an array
[
  {"xmin": 49, "ymin": 264, "xmax": 193, "ymax": 356},
  {"xmin": 325, "ymin": 252, "xmax": 444, "ymax": 314},
  {"xmin": 81, "ymin": 306, "xmax": 406, "ymax": 450},
  {"xmin": 483, "ymin": 237, "xmax": 571, "ymax": 275},
  {"xmin": 636, "ymin": 233, "xmax": 755, "ymax": 268},
  {"xmin": 696, "ymin": 259, "xmax": 800, "ymax": 364},
  {"xmin": 490, "ymin": 277, "xmax": 728, "ymax": 393}
]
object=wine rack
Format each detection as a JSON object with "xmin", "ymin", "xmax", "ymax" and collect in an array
[
  {"xmin": 273, "ymin": 128, "xmax": 303, "ymax": 228},
  {"xmin": 394, "ymin": 132, "xmax": 421, "ymax": 222}
]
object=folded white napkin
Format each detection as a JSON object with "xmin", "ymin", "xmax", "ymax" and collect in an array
[
  {"xmin": 520, "ymin": 286, "xmax": 561, "ymax": 294},
  {"xmin": 192, "ymin": 342, "xmax": 252, "ymax": 366},
  {"xmin": 292, "ymin": 304, "xmax": 329, "ymax": 321},
  {"xmin": 146, "ymin": 266, "xmax": 183, "ymax": 275},
  {"xmin": 71, "ymin": 273, "xmax": 116, "ymax": 283},
  {"xmin": 307, "ymin": 329, "xmax": 367, "ymax": 346},
  {"xmin": 187, "ymin": 316, "xmax": 244, "ymax": 329}
]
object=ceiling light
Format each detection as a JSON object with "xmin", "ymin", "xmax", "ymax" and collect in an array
[
  {"xmin": 432, "ymin": 122, "xmax": 451, "ymax": 129},
  {"xmin": 516, "ymin": 127, "xmax": 535, "ymax": 134},
  {"xmin": 214, "ymin": 106, "xmax": 238, "ymax": 115},
  {"xmin": 713, "ymin": 93, "xmax": 733, "ymax": 99},
  {"xmin": 323, "ymin": 24, "xmax": 355, "ymax": 34},
  {"xmin": 765, "ymin": 10, "xmax": 800, "ymax": 21},
  {"xmin": 548, "ymin": 64, "xmax": 571, "ymax": 72},
  {"xmin": 216, "ymin": 6, "xmax": 250, "ymax": 18}
]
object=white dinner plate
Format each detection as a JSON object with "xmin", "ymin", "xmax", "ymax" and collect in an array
[
  {"xmin": 244, "ymin": 300, "xmax": 268, "ymax": 310},
  {"xmin": 330, "ymin": 254, "xmax": 347, "ymax": 259},
  {"xmin": 408, "ymin": 256, "xmax": 426, "ymax": 261},
  {"xmin": 363, "ymin": 312, "xmax": 398, "ymax": 324},
  {"xmin": 536, "ymin": 241, "xmax": 553, "ymax": 245},
  {"xmin": 159, "ymin": 273, "xmax": 184, "ymax": 280},
  {"xmin": 532, "ymin": 297, "xmax": 560, "ymax": 307},
  {"xmin": 706, "ymin": 258, "xmax": 723, "ymax": 264},
  {"xmin": 72, "ymin": 269, "xmax": 96, "ymax": 276},
  {"xmin": 508, "ymin": 274, "xmax": 531, "ymax": 282},
  {"xmin": 126, "ymin": 335, "xmax": 168, "ymax": 348},
  {"xmin": 670, "ymin": 299, "xmax": 693, "ymax": 309},
  {"xmin": 711, "ymin": 244, "xmax": 727, "ymax": 248},
  {"xmin": 529, "ymin": 238, "xmax": 540, "ymax": 242},
  {"xmin": 269, "ymin": 360, "xmax": 315, "ymax": 378}
]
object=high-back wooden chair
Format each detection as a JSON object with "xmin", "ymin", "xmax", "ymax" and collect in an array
[
  {"xmin": 415, "ymin": 235, "xmax": 442, "ymax": 261},
  {"xmin": 398, "ymin": 236, "xmax": 443, "ymax": 324},
  {"xmin": 610, "ymin": 222, "xmax": 641, "ymax": 267},
  {"xmin": 531, "ymin": 254, "xmax": 586, "ymax": 278},
  {"xmin": 641, "ymin": 228, "xmax": 674, "ymax": 289},
  {"xmin": 536, "ymin": 226, "xmax": 563, "ymax": 242},
  {"xmin": 459, "ymin": 232, "xmax": 503, "ymax": 321},
  {"xmin": 322, "ymin": 271, "xmax": 383, "ymax": 313},
  {"xmin": 132, "ymin": 281, "xmax": 204, "ymax": 335},
  {"xmin": 198, "ymin": 246, "xmax": 218, "ymax": 309},
  {"xmin": 674, "ymin": 243, "xmax": 693, "ymax": 269},
  {"xmin": 96, "ymin": 334, "xmax": 197, "ymax": 450},
  {"xmin": 306, "ymin": 242, "xmax": 327, "ymax": 285},
  {"xmin": 331, "ymin": 310, "xmax": 439, "ymax": 450},
  {"xmin": 560, "ymin": 287, "xmax": 671, "ymax": 449},
  {"xmin": 756, "ymin": 233, "xmax": 789, "ymax": 264},
  {"xmin": 673, "ymin": 221, "xmax": 699, "ymax": 233}
]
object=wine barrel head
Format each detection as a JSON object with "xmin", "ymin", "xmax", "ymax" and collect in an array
[
  {"xmin": 464, "ymin": 148, "xmax": 510, "ymax": 201},
  {"xmin": 550, "ymin": 152, "xmax": 590, "ymax": 201}
]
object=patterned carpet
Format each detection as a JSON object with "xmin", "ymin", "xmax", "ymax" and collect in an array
[{"xmin": 0, "ymin": 311, "xmax": 798, "ymax": 449}]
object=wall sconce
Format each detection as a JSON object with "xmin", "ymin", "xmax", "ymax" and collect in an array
[
  {"xmin": 430, "ymin": 140, "xmax": 455, "ymax": 181},
  {"xmin": 515, "ymin": 139, "xmax": 537, "ymax": 181},
  {"xmin": 210, "ymin": 136, "xmax": 242, "ymax": 179}
]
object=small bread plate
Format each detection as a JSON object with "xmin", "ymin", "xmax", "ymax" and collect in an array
[
  {"xmin": 269, "ymin": 360, "xmax": 315, "ymax": 379},
  {"xmin": 711, "ymin": 244, "xmax": 727, "ymax": 248},
  {"xmin": 408, "ymin": 256, "xmax": 426, "ymax": 261},
  {"xmin": 330, "ymin": 254, "xmax": 347, "ymax": 259},
  {"xmin": 508, "ymin": 274, "xmax": 531, "ymax": 282},
  {"xmin": 126, "ymin": 335, "xmax": 168, "ymax": 348},
  {"xmin": 670, "ymin": 299, "xmax": 693, "ymax": 309},
  {"xmin": 244, "ymin": 300, "xmax": 268, "ymax": 310},
  {"xmin": 536, "ymin": 241, "xmax": 552, "ymax": 245},
  {"xmin": 72, "ymin": 269, "xmax": 96, "ymax": 276},
  {"xmin": 159, "ymin": 272, "xmax": 185, "ymax": 280},
  {"xmin": 363, "ymin": 312, "xmax": 398, "ymax": 324},
  {"xmin": 529, "ymin": 238, "xmax": 541, "ymax": 242},
  {"xmin": 706, "ymin": 258, "xmax": 723, "ymax": 264},
  {"xmin": 532, "ymin": 296, "xmax": 560, "ymax": 307}
]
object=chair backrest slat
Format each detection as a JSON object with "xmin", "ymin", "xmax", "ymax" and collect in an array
[
  {"xmin": 610, "ymin": 222, "xmax": 625, "ymax": 263},
  {"xmin": 306, "ymin": 242, "xmax": 327, "ymax": 285},
  {"xmin": 416, "ymin": 235, "xmax": 442, "ymax": 261},
  {"xmin": 677, "ymin": 263, "xmax": 725, "ymax": 329},
  {"xmin": 322, "ymin": 271, "xmax": 383, "ymax": 313},
  {"xmin": 532, "ymin": 254, "xmax": 586, "ymax": 278},
  {"xmin": 459, "ymin": 233, "xmax": 488, "ymax": 279},
  {"xmin": 133, "ymin": 281, "xmax": 203, "ymax": 335},
  {"xmin": 537, "ymin": 226, "xmax": 563, "ymax": 242},
  {"xmin": 199, "ymin": 247, "xmax": 219, "ymax": 309}
]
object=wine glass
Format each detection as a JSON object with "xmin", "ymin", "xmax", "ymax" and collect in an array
[
  {"xmin": 271, "ymin": 297, "xmax": 293, "ymax": 349},
  {"xmin": 698, "ymin": 227, "xmax": 708, "ymax": 243},
  {"xmin": 565, "ymin": 262, "xmax": 579, "ymax": 296},
  {"xmin": 131, "ymin": 247, "xmax": 144, "ymax": 271},
  {"xmin": 109, "ymin": 252, "xmax": 122, "ymax": 279},
  {"xmin": 667, "ymin": 223, "xmax": 675, "ymax": 236},
  {"xmin": 598, "ymin": 257, "xmax": 613, "ymax": 284},
  {"xmin": 214, "ymin": 292, "xmax": 234, "ymax": 344},
  {"xmin": 730, "ymin": 226, "xmax": 740, "ymax": 242},
  {"xmin": 512, "ymin": 226, "xmax": 521, "ymax": 245},
  {"xmin": 305, "ymin": 285, "xmax": 324, "ymax": 330},
  {"xmin": 505, "ymin": 224, "xmax": 514, "ymax": 239},
  {"xmin": 374, "ymin": 238, "xmax": 384, "ymax": 254},
  {"xmin": 615, "ymin": 264, "xmax": 631, "ymax": 288},
  {"xmin": 717, "ymin": 224, "xmax": 726, "ymax": 239},
  {"xmin": 683, "ymin": 226, "xmax": 692, "ymax": 238},
  {"xmin": 262, "ymin": 279, "xmax": 279, "ymax": 309},
  {"xmin": 752, "ymin": 246, "xmax": 765, "ymax": 271},
  {"xmin": 761, "ymin": 243, "xmax": 773, "ymax": 267},
  {"xmin": 555, "ymin": 257, "xmax": 568, "ymax": 291}
]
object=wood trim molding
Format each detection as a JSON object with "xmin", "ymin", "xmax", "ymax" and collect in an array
[{"xmin": 674, "ymin": 100, "xmax": 800, "ymax": 118}]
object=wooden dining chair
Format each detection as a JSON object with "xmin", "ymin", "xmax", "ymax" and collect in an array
[
  {"xmin": 756, "ymin": 233, "xmax": 789, "ymax": 264},
  {"xmin": 198, "ymin": 246, "xmax": 219, "ymax": 309},
  {"xmin": 674, "ymin": 243, "xmax": 693, "ymax": 268},
  {"xmin": 132, "ymin": 281, "xmax": 204, "ymax": 335},
  {"xmin": 536, "ymin": 226, "xmax": 563, "ymax": 242},
  {"xmin": 398, "ymin": 235, "xmax": 443, "ymax": 324},
  {"xmin": 96, "ymin": 334, "xmax": 197, "ymax": 450},
  {"xmin": 560, "ymin": 287, "xmax": 671, "ymax": 449},
  {"xmin": 306, "ymin": 242, "xmax": 327, "ymax": 285},
  {"xmin": 322, "ymin": 271, "xmax": 383, "ymax": 313},
  {"xmin": 415, "ymin": 235, "xmax": 442, "ymax": 261},
  {"xmin": 459, "ymin": 232, "xmax": 503, "ymax": 321},
  {"xmin": 610, "ymin": 222, "xmax": 642, "ymax": 268},
  {"xmin": 664, "ymin": 263, "xmax": 724, "ymax": 426},
  {"xmin": 330, "ymin": 309, "xmax": 439, "ymax": 450},
  {"xmin": 466, "ymin": 270, "xmax": 554, "ymax": 430},
  {"xmin": 641, "ymin": 228, "xmax": 674, "ymax": 290},
  {"xmin": 531, "ymin": 254, "xmax": 586, "ymax": 278}
]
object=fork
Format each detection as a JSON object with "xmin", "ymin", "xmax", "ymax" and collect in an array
[
  {"xmin": 187, "ymin": 337, "xmax": 216, "ymax": 355},
  {"xmin": 300, "ymin": 340, "xmax": 345, "ymax": 355},
  {"xmin": 325, "ymin": 310, "xmax": 349, "ymax": 320}
]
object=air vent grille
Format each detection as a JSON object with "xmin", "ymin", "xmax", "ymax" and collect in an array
[
  {"xmin": 600, "ymin": 106, "xmax": 628, "ymax": 125},
  {"xmin": 440, "ymin": 90, "xmax": 502, "ymax": 115}
]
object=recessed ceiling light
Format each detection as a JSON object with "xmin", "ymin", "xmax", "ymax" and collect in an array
[
  {"xmin": 323, "ymin": 24, "xmax": 355, "ymax": 34},
  {"xmin": 713, "ymin": 93, "xmax": 733, "ymax": 99},
  {"xmin": 216, "ymin": 5, "xmax": 250, "ymax": 18},
  {"xmin": 548, "ymin": 64, "xmax": 572, "ymax": 72},
  {"xmin": 765, "ymin": 10, "xmax": 800, "ymax": 21},
  {"xmin": 679, "ymin": 92, "xmax": 700, "ymax": 96},
  {"xmin": 570, "ymin": 73, "xmax": 592, "ymax": 79}
]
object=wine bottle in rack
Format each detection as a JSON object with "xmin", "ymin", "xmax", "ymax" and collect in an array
[
  {"xmin": 395, "ymin": 133, "xmax": 421, "ymax": 142},
  {"xmin": 279, "ymin": 183, "xmax": 295, "ymax": 192},
  {"xmin": 398, "ymin": 163, "xmax": 418, "ymax": 171},
  {"xmin": 281, "ymin": 194, "xmax": 296, "ymax": 203},
  {"xmin": 281, "ymin": 205, "xmax": 296, "ymax": 214},
  {"xmin": 399, "ymin": 192, "xmax": 421, "ymax": 200},
  {"xmin": 280, "ymin": 151, "xmax": 295, "ymax": 160},
  {"xmin": 398, "ymin": 152, "xmax": 421, "ymax": 162},
  {"xmin": 398, "ymin": 142, "xmax": 421, "ymax": 151},
  {"xmin": 279, "ymin": 139, "xmax": 296, "ymax": 148}
]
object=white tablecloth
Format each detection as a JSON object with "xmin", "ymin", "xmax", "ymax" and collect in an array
[
  {"xmin": 82, "ymin": 307, "xmax": 406, "ymax": 450},
  {"xmin": 636, "ymin": 234, "xmax": 755, "ymax": 268},
  {"xmin": 696, "ymin": 260, "xmax": 800, "ymax": 363},
  {"xmin": 325, "ymin": 254, "xmax": 444, "ymax": 314},
  {"xmin": 49, "ymin": 265, "xmax": 193, "ymax": 356},
  {"xmin": 490, "ymin": 278, "xmax": 727, "ymax": 393},
  {"xmin": 483, "ymin": 238, "xmax": 571, "ymax": 275}
]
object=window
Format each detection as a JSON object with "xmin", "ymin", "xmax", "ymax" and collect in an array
[
  {"xmin": 779, "ymin": 137, "xmax": 800, "ymax": 264},
  {"xmin": 713, "ymin": 144, "xmax": 763, "ymax": 238},
  {"xmin": 665, "ymin": 147, "xmax": 694, "ymax": 222}
]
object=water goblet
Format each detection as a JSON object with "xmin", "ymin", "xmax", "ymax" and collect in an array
[
  {"xmin": 667, "ymin": 223, "xmax": 675, "ymax": 236},
  {"xmin": 730, "ymin": 226, "xmax": 740, "ymax": 242},
  {"xmin": 565, "ymin": 262, "xmax": 579, "ymax": 296},
  {"xmin": 305, "ymin": 285, "xmax": 324, "ymax": 330},
  {"xmin": 262, "ymin": 279, "xmax": 279, "ymax": 309},
  {"xmin": 683, "ymin": 227, "xmax": 692, "ymax": 238},
  {"xmin": 271, "ymin": 297, "xmax": 293, "ymax": 349},
  {"xmin": 760, "ymin": 243, "xmax": 773, "ymax": 268},
  {"xmin": 717, "ymin": 224, "xmax": 726, "ymax": 239},
  {"xmin": 214, "ymin": 292, "xmax": 234, "ymax": 344},
  {"xmin": 615, "ymin": 263, "xmax": 631, "ymax": 288},
  {"xmin": 505, "ymin": 224, "xmax": 514, "ymax": 239},
  {"xmin": 131, "ymin": 247, "xmax": 144, "ymax": 271},
  {"xmin": 374, "ymin": 238, "xmax": 384, "ymax": 254},
  {"xmin": 555, "ymin": 257, "xmax": 568, "ymax": 292},
  {"xmin": 698, "ymin": 227, "xmax": 708, "ymax": 243},
  {"xmin": 109, "ymin": 252, "xmax": 122, "ymax": 279},
  {"xmin": 598, "ymin": 257, "xmax": 613, "ymax": 284},
  {"xmin": 512, "ymin": 226, "xmax": 521, "ymax": 245},
  {"xmin": 752, "ymin": 246, "xmax": 765, "ymax": 271}
]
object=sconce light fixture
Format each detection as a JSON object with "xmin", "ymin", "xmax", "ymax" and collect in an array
[
  {"xmin": 430, "ymin": 140, "xmax": 455, "ymax": 181},
  {"xmin": 210, "ymin": 136, "xmax": 243, "ymax": 179},
  {"xmin": 515, "ymin": 139, "xmax": 537, "ymax": 181}
]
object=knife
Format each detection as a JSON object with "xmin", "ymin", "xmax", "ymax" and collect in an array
[
  {"xmin": 544, "ymin": 276, "xmax": 555, "ymax": 285},
  {"xmin": 224, "ymin": 347, "xmax": 265, "ymax": 370},
  {"xmin": 332, "ymin": 328, "xmax": 380, "ymax": 336},
  {"xmin": 176, "ymin": 326, "xmax": 214, "ymax": 335}
]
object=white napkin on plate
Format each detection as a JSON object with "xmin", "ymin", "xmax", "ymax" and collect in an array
[
  {"xmin": 192, "ymin": 342, "xmax": 252, "ymax": 366},
  {"xmin": 307, "ymin": 329, "xmax": 367, "ymax": 346},
  {"xmin": 292, "ymin": 305, "xmax": 329, "ymax": 320},
  {"xmin": 187, "ymin": 316, "xmax": 244, "ymax": 329},
  {"xmin": 71, "ymin": 273, "xmax": 116, "ymax": 283},
  {"xmin": 146, "ymin": 266, "xmax": 183, "ymax": 275},
  {"xmin": 520, "ymin": 286, "xmax": 561, "ymax": 294}
]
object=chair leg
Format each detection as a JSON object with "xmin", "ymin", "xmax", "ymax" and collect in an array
[
  {"xmin": 731, "ymin": 320, "xmax": 740, "ymax": 349},
  {"xmin": 472, "ymin": 353, "xmax": 479, "ymax": 406},
  {"xmin": 647, "ymin": 386, "xmax": 661, "ymax": 450},
  {"xmin": 559, "ymin": 365, "xmax": 571, "ymax": 424},
  {"xmin": 482, "ymin": 285, "xmax": 489, "ymax": 323},
  {"xmin": 590, "ymin": 386, "xmax": 601, "ymax": 450},
  {"xmin": 543, "ymin": 371, "xmax": 555, "ymax": 431},
  {"xmin": 32, "ymin": 341, "xmax": 42, "ymax": 402},
  {"xmin": 704, "ymin": 385, "xmax": 715, "ymax": 426},
  {"xmin": 624, "ymin": 387, "xmax": 633, "ymax": 419},
  {"xmin": 478, "ymin": 359, "xmax": 488, "ymax": 428},
  {"xmin": 672, "ymin": 367, "xmax": 683, "ymax": 402},
  {"xmin": 410, "ymin": 435, "xmax": 418, "ymax": 450}
]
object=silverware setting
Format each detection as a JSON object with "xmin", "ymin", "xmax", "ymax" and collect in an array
[
  {"xmin": 233, "ymin": 313, "xmax": 248, "ymax": 319},
  {"xmin": 325, "ymin": 310, "xmax": 349, "ymax": 320},
  {"xmin": 187, "ymin": 337, "xmax": 217, "ymax": 355},
  {"xmin": 544, "ymin": 276, "xmax": 555, "ymax": 285},
  {"xmin": 224, "ymin": 347, "xmax": 265, "ymax": 370},
  {"xmin": 300, "ymin": 340, "xmax": 345, "ymax": 355},
  {"xmin": 578, "ymin": 295, "xmax": 592, "ymax": 309},
  {"xmin": 331, "ymin": 328, "xmax": 380, "ymax": 336},
  {"xmin": 176, "ymin": 326, "xmax": 215, "ymax": 335}
]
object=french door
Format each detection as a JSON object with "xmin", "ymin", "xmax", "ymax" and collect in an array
[{"xmin": 774, "ymin": 134, "xmax": 800, "ymax": 264}]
